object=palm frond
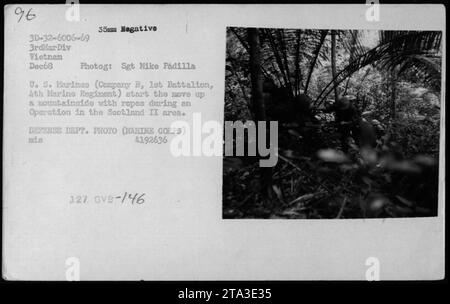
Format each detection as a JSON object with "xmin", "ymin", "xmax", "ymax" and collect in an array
[{"xmin": 315, "ymin": 30, "xmax": 442, "ymax": 104}]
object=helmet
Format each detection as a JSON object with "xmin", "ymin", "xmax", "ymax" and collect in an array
[
  {"xmin": 336, "ymin": 96, "xmax": 351, "ymax": 110},
  {"xmin": 294, "ymin": 94, "xmax": 312, "ymax": 111}
]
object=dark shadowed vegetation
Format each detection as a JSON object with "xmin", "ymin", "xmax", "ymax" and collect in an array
[{"xmin": 223, "ymin": 28, "xmax": 441, "ymax": 219}]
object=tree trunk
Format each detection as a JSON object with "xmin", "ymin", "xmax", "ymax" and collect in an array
[
  {"xmin": 390, "ymin": 69, "xmax": 397, "ymax": 120},
  {"xmin": 331, "ymin": 30, "xmax": 339, "ymax": 101},
  {"xmin": 248, "ymin": 28, "xmax": 273, "ymax": 205},
  {"xmin": 343, "ymin": 31, "xmax": 357, "ymax": 95},
  {"xmin": 294, "ymin": 30, "xmax": 302, "ymax": 96},
  {"xmin": 248, "ymin": 28, "xmax": 265, "ymax": 121}
]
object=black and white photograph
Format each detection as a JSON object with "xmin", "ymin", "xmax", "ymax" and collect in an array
[
  {"xmin": 2, "ymin": 2, "xmax": 445, "ymax": 283},
  {"xmin": 223, "ymin": 27, "xmax": 442, "ymax": 219}
]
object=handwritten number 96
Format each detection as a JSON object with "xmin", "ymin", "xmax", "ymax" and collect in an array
[{"xmin": 15, "ymin": 7, "xmax": 36, "ymax": 23}]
